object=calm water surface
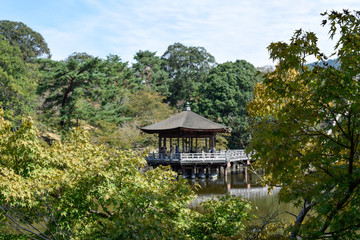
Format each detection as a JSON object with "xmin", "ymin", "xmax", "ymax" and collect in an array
[{"xmin": 188, "ymin": 169, "xmax": 298, "ymax": 222}]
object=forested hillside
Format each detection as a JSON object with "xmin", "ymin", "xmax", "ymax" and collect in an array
[{"xmin": 0, "ymin": 20, "xmax": 260, "ymax": 149}]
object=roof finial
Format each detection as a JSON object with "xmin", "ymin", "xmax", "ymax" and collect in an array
[{"xmin": 185, "ymin": 102, "xmax": 191, "ymax": 111}]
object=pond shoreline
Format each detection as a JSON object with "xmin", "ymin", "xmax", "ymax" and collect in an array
[{"xmin": 188, "ymin": 171, "xmax": 298, "ymax": 223}]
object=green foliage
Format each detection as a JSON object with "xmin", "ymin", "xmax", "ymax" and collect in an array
[
  {"xmin": 189, "ymin": 194, "xmax": 252, "ymax": 239},
  {"xmin": 0, "ymin": 109, "xmax": 193, "ymax": 239},
  {"xmin": 93, "ymin": 89, "xmax": 175, "ymax": 148},
  {"xmin": 0, "ymin": 233, "xmax": 27, "ymax": 240},
  {"xmin": 162, "ymin": 42, "xmax": 216, "ymax": 107},
  {"xmin": 0, "ymin": 39, "xmax": 38, "ymax": 125},
  {"xmin": 247, "ymin": 10, "xmax": 360, "ymax": 239},
  {"xmin": 37, "ymin": 53, "xmax": 132, "ymax": 130},
  {"xmin": 123, "ymin": 89, "xmax": 175, "ymax": 127},
  {"xmin": 193, "ymin": 60, "xmax": 261, "ymax": 149},
  {"xmin": 0, "ymin": 20, "xmax": 50, "ymax": 61},
  {"xmin": 132, "ymin": 50, "xmax": 171, "ymax": 97},
  {"xmin": 0, "ymin": 108, "xmax": 255, "ymax": 239}
]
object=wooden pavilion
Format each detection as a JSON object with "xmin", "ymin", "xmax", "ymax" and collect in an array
[
  {"xmin": 141, "ymin": 104, "xmax": 228, "ymax": 154},
  {"xmin": 141, "ymin": 104, "xmax": 250, "ymax": 178}
]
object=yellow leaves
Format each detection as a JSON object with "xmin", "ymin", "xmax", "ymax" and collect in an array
[
  {"xmin": 248, "ymin": 68, "xmax": 313, "ymax": 121},
  {"xmin": 103, "ymin": 194, "xmax": 110, "ymax": 201},
  {"xmin": 0, "ymin": 112, "xmax": 197, "ymax": 238},
  {"xmin": 0, "ymin": 167, "xmax": 37, "ymax": 205}
]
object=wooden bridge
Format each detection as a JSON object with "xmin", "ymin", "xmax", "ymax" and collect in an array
[
  {"xmin": 146, "ymin": 149, "xmax": 250, "ymax": 165},
  {"xmin": 146, "ymin": 149, "xmax": 251, "ymax": 179}
]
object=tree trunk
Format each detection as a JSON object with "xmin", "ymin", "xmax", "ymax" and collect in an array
[{"xmin": 290, "ymin": 199, "xmax": 312, "ymax": 239}]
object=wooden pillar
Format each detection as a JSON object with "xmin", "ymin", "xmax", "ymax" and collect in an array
[
  {"xmin": 224, "ymin": 167, "xmax": 228, "ymax": 182},
  {"xmin": 196, "ymin": 138, "xmax": 198, "ymax": 152},
  {"xmin": 198, "ymin": 167, "xmax": 205, "ymax": 179},
  {"xmin": 189, "ymin": 137, "xmax": 192, "ymax": 152},
  {"xmin": 205, "ymin": 137, "xmax": 208, "ymax": 152},
  {"xmin": 191, "ymin": 166, "xmax": 196, "ymax": 179},
  {"xmin": 163, "ymin": 137, "xmax": 166, "ymax": 153},
  {"xmin": 159, "ymin": 136, "xmax": 161, "ymax": 152},
  {"xmin": 244, "ymin": 166, "xmax": 248, "ymax": 183},
  {"xmin": 182, "ymin": 137, "xmax": 184, "ymax": 153},
  {"xmin": 191, "ymin": 138, "xmax": 194, "ymax": 152},
  {"xmin": 191, "ymin": 137, "xmax": 193, "ymax": 152},
  {"xmin": 209, "ymin": 167, "xmax": 218, "ymax": 179},
  {"xmin": 187, "ymin": 138, "xmax": 190, "ymax": 152}
]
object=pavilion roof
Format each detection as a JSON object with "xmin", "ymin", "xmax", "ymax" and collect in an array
[{"xmin": 141, "ymin": 110, "xmax": 229, "ymax": 134}]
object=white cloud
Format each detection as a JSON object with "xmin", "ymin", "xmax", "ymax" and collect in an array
[{"xmin": 26, "ymin": 0, "xmax": 360, "ymax": 66}]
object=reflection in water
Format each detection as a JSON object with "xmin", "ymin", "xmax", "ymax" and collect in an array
[{"xmin": 188, "ymin": 169, "xmax": 298, "ymax": 221}]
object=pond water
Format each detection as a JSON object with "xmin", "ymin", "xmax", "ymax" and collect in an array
[{"xmin": 188, "ymin": 168, "xmax": 298, "ymax": 222}]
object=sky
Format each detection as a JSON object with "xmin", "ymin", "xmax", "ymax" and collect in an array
[{"xmin": 1, "ymin": 0, "xmax": 359, "ymax": 67}]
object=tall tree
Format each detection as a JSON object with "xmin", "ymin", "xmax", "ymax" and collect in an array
[
  {"xmin": 132, "ymin": 50, "xmax": 171, "ymax": 97},
  {"xmin": 0, "ymin": 20, "xmax": 50, "ymax": 61},
  {"xmin": 193, "ymin": 60, "xmax": 261, "ymax": 149},
  {"xmin": 0, "ymin": 39, "xmax": 38, "ymax": 125},
  {"xmin": 37, "ymin": 53, "xmax": 132, "ymax": 129},
  {"xmin": 162, "ymin": 42, "xmax": 216, "ymax": 107},
  {"xmin": 247, "ymin": 10, "xmax": 360, "ymax": 239}
]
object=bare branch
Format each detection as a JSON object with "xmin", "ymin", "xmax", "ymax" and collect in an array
[
  {"xmin": 285, "ymin": 211, "xmax": 298, "ymax": 218},
  {"xmin": 0, "ymin": 206, "xmax": 52, "ymax": 240}
]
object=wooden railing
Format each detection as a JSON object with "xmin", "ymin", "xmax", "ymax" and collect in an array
[{"xmin": 145, "ymin": 150, "xmax": 250, "ymax": 164}]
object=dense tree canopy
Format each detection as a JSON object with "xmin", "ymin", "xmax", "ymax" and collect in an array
[
  {"xmin": 0, "ymin": 20, "xmax": 50, "ymax": 61},
  {"xmin": 0, "ymin": 39, "xmax": 38, "ymax": 125},
  {"xmin": 94, "ymin": 89, "xmax": 175, "ymax": 148},
  {"xmin": 132, "ymin": 50, "xmax": 171, "ymax": 97},
  {"xmin": 0, "ymin": 109, "xmax": 255, "ymax": 239},
  {"xmin": 37, "ymin": 53, "xmax": 132, "ymax": 129},
  {"xmin": 162, "ymin": 42, "xmax": 216, "ymax": 107},
  {"xmin": 247, "ymin": 9, "xmax": 360, "ymax": 239},
  {"xmin": 193, "ymin": 60, "xmax": 261, "ymax": 148},
  {"xmin": 0, "ymin": 110, "xmax": 192, "ymax": 239}
]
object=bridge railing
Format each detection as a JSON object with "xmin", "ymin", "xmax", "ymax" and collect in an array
[
  {"xmin": 145, "ymin": 150, "xmax": 249, "ymax": 163},
  {"xmin": 145, "ymin": 152, "xmax": 181, "ymax": 162}
]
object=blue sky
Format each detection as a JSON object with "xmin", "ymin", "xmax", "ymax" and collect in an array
[{"xmin": 1, "ymin": 0, "xmax": 359, "ymax": 67}]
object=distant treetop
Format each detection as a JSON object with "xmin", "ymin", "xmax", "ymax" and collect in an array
[{"xmin": 0, "ymin": 20, "xmax": 51, "ymax": 61}]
